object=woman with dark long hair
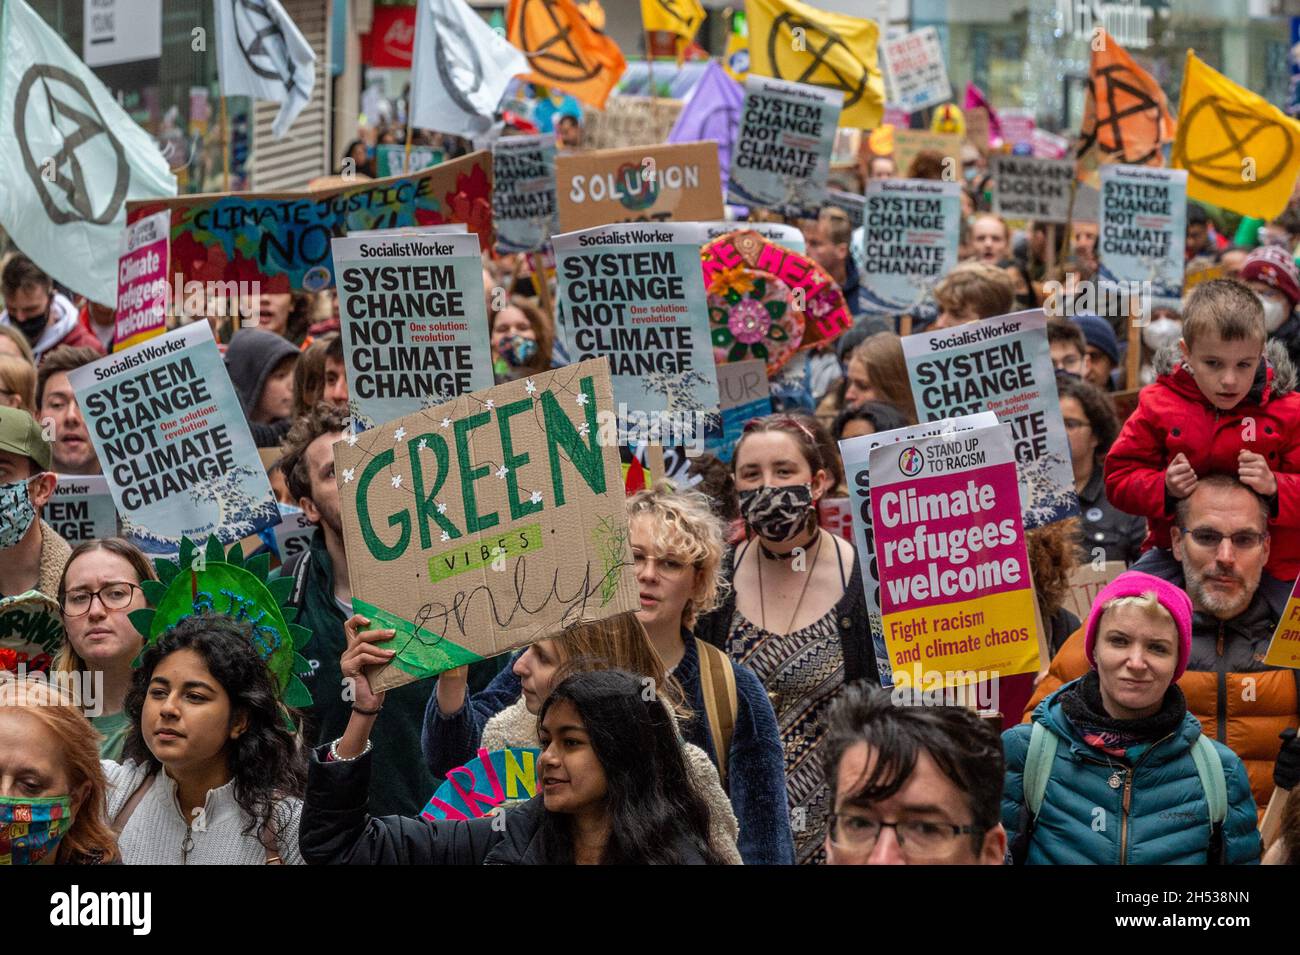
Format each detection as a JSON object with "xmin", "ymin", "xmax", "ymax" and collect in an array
[
  {"xmin": 103, "ymin": 614, "xmax": 307, "ymax": 864},
  {"xmin": 302, "ymin": 623, "xmax": 726, "ymax": 865}
]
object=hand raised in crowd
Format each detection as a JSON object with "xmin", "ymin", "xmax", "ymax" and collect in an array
[
  {"xmin": 1165, "ymin": 453, "xmax": 1198, "ymax": 499},
  {"xmin": 435, "ymin": 664, "xmax": 470, "ymax": 716},
  {"xmin": 1238, "ymin": 450, "xmax": 1278, "ymax": 497},
  {"xmin": 336, "ymin": 613, "xmax": 396, "ymax": 758}
]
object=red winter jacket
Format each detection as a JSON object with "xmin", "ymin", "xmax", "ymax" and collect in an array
[{"xmin": 1104, "ymin": 341, "xmax": 1300, "ymax": 580}]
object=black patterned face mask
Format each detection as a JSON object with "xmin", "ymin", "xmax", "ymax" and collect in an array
[{"xmin": 739, "ymin": 483, "xmax": 814, "ymax": 542}]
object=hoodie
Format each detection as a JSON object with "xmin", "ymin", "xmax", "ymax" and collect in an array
[
  {"xmin": 0, "ymin": 292, "xmax": 105, "ymax": 360},
  {"xmin": 224, "ymin": 328, "xmax": 300, "ymax": 447}
]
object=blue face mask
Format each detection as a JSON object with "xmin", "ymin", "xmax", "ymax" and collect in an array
[
  {"xmin": 0, "ymin": 477, "xmax": 37, "ymax": 550},
  {"xmin": 500, "ymin": 335, "xmax": 538, "ymax": 368},
  {"xmin": 0, "ymin": 794, "xmax": 73, "ymax": 864}
]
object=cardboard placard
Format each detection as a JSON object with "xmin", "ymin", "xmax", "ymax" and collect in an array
[
  {"xmin": 47, "ymin": 475, "xmax": 119, "ymax": 547},
  {"xmin": 870, "ymin": 423, "xmax": 1041, "ymax": 688},
  {"xmin": 335, "ymin": 357, "xmax": 639, "ymax": 692},
  {"xmin": 114, "ymin": 210, "xmax": 171, "ymax": 352},
  {"xmin": 125, "ymin": 153, "xmax": 494, "ymax": 294},
  {"xmin": 554, "ymin": 223, "xmax": 720, "ymax": 445},
  {"xmin": 421, "ymin": 747, "xmax": 541, "ymax": 821},
  {"xmin": 555, "ymin": 141, "xmax": 723, "ymax": 233},
  {"xmin": 859, "ymin": 179, "xmax": 961, "ymax": 313},
  {"xmin": 840, "ymin": 412, "xmax": 1000, "ymax": 687},
  {"xmin": 492, "ymin": 135, "xmax": 559, "ymax": 254},
  {"xmin": 966, "ymin": 108, "xmax": 991, "ymax": 149},
  {"xmin": 1099, "ymin": 164, "xmax": 1187, "ymax": 312},
  {"xmin": 892, "ymin": 130, "xmax": 962, "ymax": 179},
  {"xmin": 1109, "ymin": 387, "xmax": 1141, "ymax": 424},
  {"xmin": 68, "ymin": 323, "xmax": 280, "ymax": 556},
  {"xmin": 882, "ymin": 27, "xmax": 952, "ymax": 113},
  {"xmin": 902, "ymin": 309, "xmax": 1080, "ymax": 529},
  {"xmin": 1062, "ymin": 560, "xmax": 1128, "ymax": 624},
  {"xmin": 581, "ymin": 96, "xmax": 684, "ymax": 152},
  {"xmin": 0, "ymin": 591, "xmax": 64, "ymax": 675},
  {"xmin": 727, "ymin": 76, "xmax": 842, "ymax": 218},
  {"xmin": 331, "ymin": 231, "xmax": 493, "ymax": 432},
  {"xmin": 990, "ymin": 155, "xmax": 1075, "ymax": 224}
]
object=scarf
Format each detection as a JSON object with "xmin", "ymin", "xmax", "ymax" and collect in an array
[{"xmin": 1059, "ymin": 671, "xmax": 1186, "ymax": 758}]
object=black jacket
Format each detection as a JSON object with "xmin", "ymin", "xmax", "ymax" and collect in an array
[
  {"xmin": 278, "ymin": 530, "xmax": 505, "ymax": 816},
  {"xmin": 299, "ymin": 746, "xmax": 714, "ymax": 865},
  {"xmin": 1075, "ymin": 468, "xmax": 1146, "ymax": 566},
  {"xmin": 693, "ymin": 542, "xmax": 878, "ymax": 686}
]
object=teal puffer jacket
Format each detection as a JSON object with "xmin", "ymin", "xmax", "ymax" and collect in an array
[{"xmin": 1003, "ymin": 681, "xmax": 1261, "ymax": 865}]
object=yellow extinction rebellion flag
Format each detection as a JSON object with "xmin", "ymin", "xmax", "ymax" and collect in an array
[
  {"xmin": 1171, "ymin": 50, "xmax": 1300, "ymax": 220},
  {"xmin": 744, "ymin": 0, "xmax": 885, "ymax": 128},
  {"xmin": 640, "ymin": 0, "xmax": 705, "ymax": 44}
]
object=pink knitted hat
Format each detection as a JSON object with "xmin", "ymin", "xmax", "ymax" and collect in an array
[{"xmin": 1084, "ymin": 571, "xmax": 1194, "ymax": 681}]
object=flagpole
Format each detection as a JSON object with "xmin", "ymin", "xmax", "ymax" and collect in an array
[
  {"xmin": 404, "ymin": 112, "xmax": 415, "ymax": 173},
  {"xmin": 645, "ymin": 29, "xmax": 656, "ymax": 101},
  {"xmin": 220, "ymin": 94, "xmax": 231, "ymax": 192}
]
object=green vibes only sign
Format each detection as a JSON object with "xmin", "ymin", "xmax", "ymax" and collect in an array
[{"xmin": 335, "ymin": 357, "xmax": 639, "ymax": 691}]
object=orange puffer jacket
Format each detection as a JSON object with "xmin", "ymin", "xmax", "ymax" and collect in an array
[{"xmin": 1024, "ymin": 565, "xmax": 1299, "ymax": 815}]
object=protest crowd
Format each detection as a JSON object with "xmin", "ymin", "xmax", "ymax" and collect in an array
[{"xmin": 7, "ymin": 0, "xmax": 1300, "ymax": 878}]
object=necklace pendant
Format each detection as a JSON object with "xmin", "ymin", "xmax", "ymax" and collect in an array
[{"xmin": 1108, "ymin": 772, "xmax": 1122, "ymax": 789}]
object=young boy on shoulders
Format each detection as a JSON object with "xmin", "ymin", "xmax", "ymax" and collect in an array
[{"xmin": 1105, "ymin": 279, "xmax": 1300, "ymax": 580}]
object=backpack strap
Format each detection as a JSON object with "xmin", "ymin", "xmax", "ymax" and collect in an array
[
  {"xmin": 696, "ymin": 638, "xmax": 738, "ymax": 790},
  {"xmin": 111, "ymin": 772, "xmax": 156, "ymax": 837},
  {"xmin": 1190, "ymin": 734, "xmax": 1228, "ymax": 825},
  {"xmin": 1023, "ymin": 721, "xmax": 1060, "ymax": 817},
  {"xmin": 1190, "ymin": 734, "xmax": 1228, "ymax": 864}
]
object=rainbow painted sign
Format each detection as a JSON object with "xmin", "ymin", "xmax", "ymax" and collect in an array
[
  {"xmin": 124, "ymin": 154, "xmax": 493, "ymax": 295},
  {"xmin": 420, "ymin": 747, "xmax": 541, "ymax": 821}
]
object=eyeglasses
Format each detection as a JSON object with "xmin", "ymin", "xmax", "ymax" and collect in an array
[
  {"xmin": 1053, "ymin": 354, "xmax": 1083, "ymax": 372},
  {"xmin": 1179, "ymin": 527, "xmax": 1269, "ymax": 552},
  {"xmin": 827, "ymin": 813, "xmax": 983, "ymax": 858},
  {"xmin": 1062, "ymin": 417, "xmax": 1091, "ymax": 431},
  {"xmin": 61, "ymin": 582, "xmax": 143, "ymax": 617},
  {"xmin": 632, "ymin": 552, "xmax": 694, "ymax": 579}
]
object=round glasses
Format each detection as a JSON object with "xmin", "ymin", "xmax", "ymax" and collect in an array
[{"xmin": 61, "ymin": 582, "xmax": 143, "ymax": 617}]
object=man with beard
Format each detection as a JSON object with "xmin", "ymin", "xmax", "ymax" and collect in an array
[
  {"xmin": 275, "ymin": 404, "xmax": 503, "ymax": 815},
  {"xmin": 1026, "ymin": 474, "xmax": 1300, "ymax": 816}
]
